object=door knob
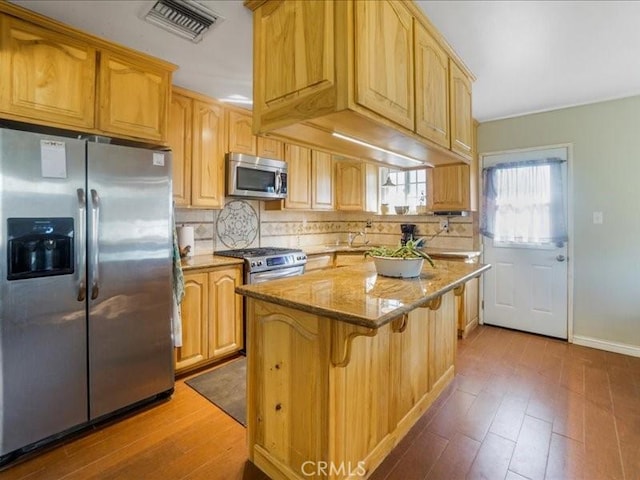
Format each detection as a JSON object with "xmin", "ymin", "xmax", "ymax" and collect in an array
[{"xmin": 556, "ymin": 255, "xmax": 566, "ymax": 262}]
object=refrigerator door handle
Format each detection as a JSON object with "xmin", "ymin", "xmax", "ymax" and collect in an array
[
  {"xmin": 76, "ymin": 188, "xmax": 87, "ymax": 301},
  {"xmin": 90, "ymin": 189, "xmax": 100, "ymax": 300}
]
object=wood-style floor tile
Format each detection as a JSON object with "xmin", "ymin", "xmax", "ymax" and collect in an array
[
  {"xmin": 545, "ymin": 433, "xmax": 585, "ymax": 480},
  {"xmin": 3, "ymin": 325, "xmax": 640, "ymax": 480},
  {"xmin": 509, "ymin": 415, "xmax": 553, "ymax": 480},
  {"xmin": 384, "ymin": 430, "xmax": 447, "ymax": 480},
  {"xmin": 426, "ymin": 389, "xmax": 476, "ymax": 440},
  {"xmin": 489, "ymin": 393, "xmax": 528, "ymax": 442},
  {"xmin": 424, "ymin": 433, "xmax": 480, "ymax": 480},
  {"xmin": 466, "ymin": 432, "xmax": 515, "ymax": 480},
  {"xmin": 456, "ymin": 390, "xmax": 502, "ymax": 442}
]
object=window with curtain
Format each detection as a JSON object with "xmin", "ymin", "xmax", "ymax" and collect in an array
[{"xmin": 480, "ymin": 158, "xmax": 567, "ymax": 245}]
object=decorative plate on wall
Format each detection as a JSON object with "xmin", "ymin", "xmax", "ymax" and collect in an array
[{"xmin": 216, "ymin": 200, "xmax": 259, "ymax": 248}]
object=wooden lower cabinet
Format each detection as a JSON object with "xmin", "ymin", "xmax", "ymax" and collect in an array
[
  {"xmin": 246, "ymin": 291, "xmax": 456, "ymax": 480},
  {"xmin": 456, "ymin": 276, "xmax": 479, "ymax": 338},
  {"xmin": 175, "ymin": 265, "xmax": 243, "ymax": 374}
]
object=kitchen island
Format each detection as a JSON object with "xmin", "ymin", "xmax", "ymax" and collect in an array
[{"xmin": 236, "ymin": 260, "xmax": 490, "ymax": 480}]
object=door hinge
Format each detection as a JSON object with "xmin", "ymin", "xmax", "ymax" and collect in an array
[{"xmin": 481, "ymin": 300, "xmax": 484, "ymax": 310}]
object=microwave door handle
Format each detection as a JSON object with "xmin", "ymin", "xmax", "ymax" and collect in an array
[{"xmin": 275, "ymin": 172, "xmax": 282, "ymax": 194}]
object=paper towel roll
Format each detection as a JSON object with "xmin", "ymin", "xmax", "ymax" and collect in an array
[{"xmin": 177, "ymin": 226, "xmax": 194, "ymax": 258}]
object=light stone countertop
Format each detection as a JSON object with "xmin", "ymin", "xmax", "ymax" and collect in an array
[
  {"xmin": 181, "ymin": 254, "xmax": 244, "ymax": 271},
  {"xmin": 304, "ymin": 244, "xmax": 481, "ymax": 259},
  {"xmin": 236, "ymin": 260, "xmax": 490, "ymax": 329}
]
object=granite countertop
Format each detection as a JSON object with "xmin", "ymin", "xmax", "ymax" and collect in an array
[
  {"xmin": 236, "ymin": 260, "xmax": 490, "ymax": 329},
  {"xmin": 181, "ymin": 254, "xmax": 244, "ymax": 271},
  {"xmin": 304, "ymin": 244, "xmax": 481, "ymax": 259}
]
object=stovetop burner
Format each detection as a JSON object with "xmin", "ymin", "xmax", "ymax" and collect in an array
[{"xmin": 216, "ymin": 247, "xmax": 301, "ymax": 258}]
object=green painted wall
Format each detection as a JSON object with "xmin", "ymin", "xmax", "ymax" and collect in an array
[{"xmin": 478, "ymin": 95, "xmax": 640, "ymax": 347}]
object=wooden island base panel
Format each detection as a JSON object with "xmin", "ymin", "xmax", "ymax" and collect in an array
[{"xmin": 237, "ymin": 260, "xmax": 490, "ymax": 480}]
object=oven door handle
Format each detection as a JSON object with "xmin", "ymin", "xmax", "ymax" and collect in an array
[{"xmin": 250, "ymin": 266, "xmax": 304, "ymax": 283}]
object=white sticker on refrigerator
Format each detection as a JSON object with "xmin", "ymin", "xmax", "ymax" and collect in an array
[
  {"xmin": 153, "ymin": 153, "xmax": 165, "ymax": 166},
  {"xmin": 40, "ymin": 140, "xmax": 67, "ymax": 178}
]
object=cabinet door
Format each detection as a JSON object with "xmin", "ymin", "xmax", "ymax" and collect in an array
[
  {"xmin": 253, "ymin": 0, "xmax": 335, "ymax": 131},
  {"xmin": 364, "ymin": 162, "xmax": 379, "ymax": 213},
  {"xmin": 430, "ymin": 164, "xmax": 470, "ymax": 211},
  {"xmin": 176, "ymin": 272, "xmax": 208, "ymax": 372},
  {"xmin": 191, "ymin": 100, "xmax": 225, "ymax": 208},
  {"xmin": 98, "ymin": 50, "xmax": 170, "ymax": 142},
  {"xmin": 168, "ymin": 91, "xmax": 192, "ymax": 207},
  {"xmin": 354, "ymin": 0, "xmax": 414, "ymax": 130},
  {"xmin": 335, "ymin": 160, "xmax": 364, "ymax": 211},
  {"xmin": 0, "ymin": 15, "xmax": 96, "ymax": 129},
  {"xmin": 450, "ymin": 60, "xmax": 473, "ymax": 160},
  {"xmin": 311, "ymin": 150, "xmax": 334, "ymax": 210},
  {"xmin": 227, "ymin": 108, "xmax": 256, "ymax": 155},
  {"xmin": 208, "ymin": 266, "xmax": 243, "ymax": 359},
  {"xmin": 284, "ymin": 144, "xmax": 312, "ymax": 210},
  {"xmin": 257, "ymin": 136, "xmax": 284, "ymax": 159},
  {"xmin": 463, "ymin": 277, "xmax": 479, "ymax": 336},
  {"xmin": 415, "ymin": 21, "xmax": 450, "ymax": 149}
]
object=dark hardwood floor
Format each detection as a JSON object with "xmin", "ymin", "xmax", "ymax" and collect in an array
[{"xmin": 2, "ymin": 325, "xmax": 639, "ymax": 480}]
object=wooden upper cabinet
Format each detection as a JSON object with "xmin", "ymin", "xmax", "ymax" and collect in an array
[
  {"xmin": 429, "ymin": 164, "xmax": 471, "ymax": 211},
  {"xmin": 415, "ymin": 21, "xmax": 450, "ymax": 149},
  {"xmin": 257, "ymin": 136, "xmax": 283, "ymax": 159},
  {"xmin": 354, "ymin": 0, "xmax": 414, "ymax": 130},
  {"xmin": 98, "ymin": 50, "xmax": 170, "ymax": 143},
  {"xmin": 191, "ymin": 100, "xmax": 225, "ymax": 208},
  {"xmin": 253, "ymin": 0, "xmax": 335, "ymax": 132},
  {"xmin": 335, "ymin": 159, "xmax": 364, "ymax": 211},
  {"xmin": 168, "ymin": 89, "xmax": 193, "ymax": 207},
  {"xmin": 0, "ymin": 15, "xmax": 96, "ymax": 129},
  {"xmin": 449, "ymin": 60, "xmax": 473, "ymax": 161},
  {"xmin": 311, "ymin": 150, "xmax": 334, "ymax": 210},
  {"xmin": 0, "ymin": 4, "xmax": 175, "ymax": 143},
  {"xmin": 284, "ymin": 144, "xmax": 312, "ymax": 210},
  {"xmin": 364, "ymin": 162, "xmax": 379, "ymax": 213},
  {"xmin": 208, "ymin": 266, "xmax": 243, "ymax": 359},
  {"xmin": 227, "ymin": 108, "xmax": 257, "ymax": 155}
]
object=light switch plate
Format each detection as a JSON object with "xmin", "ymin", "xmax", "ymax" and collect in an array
[{"xmin": 593, "ymin": 211, "xmax": 603, "ymax": 224}]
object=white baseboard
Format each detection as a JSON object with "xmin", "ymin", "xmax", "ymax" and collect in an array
[{"xmin": 572, "ymin": 335, "xmax": 640, "ymax": 358}]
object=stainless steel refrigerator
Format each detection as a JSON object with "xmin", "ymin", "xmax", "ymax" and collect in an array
[{"xmin": 0, "ymin": 126, "xmax": 174, "ymax": 461}]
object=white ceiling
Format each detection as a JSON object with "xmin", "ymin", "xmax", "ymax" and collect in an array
[{"xmin": 12, "ymin": 0, "xmax": 640, "ymax": 122}]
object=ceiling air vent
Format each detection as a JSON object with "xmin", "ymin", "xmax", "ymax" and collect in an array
[{"xmin": 143, "ymin": 0, "xmax": 224, "ymax": 43}]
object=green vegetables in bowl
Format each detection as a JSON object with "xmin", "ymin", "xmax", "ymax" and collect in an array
[{"xmin": 365, "ymin": 238, "xmax": 435, "ymax": 268}]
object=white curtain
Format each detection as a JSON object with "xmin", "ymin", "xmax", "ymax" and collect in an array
[{"xmin": 481, "ymin": 158, "xmax": 567, "ymax": 245}]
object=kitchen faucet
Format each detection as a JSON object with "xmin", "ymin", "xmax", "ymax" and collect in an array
[{"xmin": 347, "ymin": 231, "xmax": 369, "ymax": 247}]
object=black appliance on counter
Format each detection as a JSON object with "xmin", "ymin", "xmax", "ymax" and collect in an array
[{"xmin": 400, "ymin": 224, "xmax": 417, "ymax": 245}]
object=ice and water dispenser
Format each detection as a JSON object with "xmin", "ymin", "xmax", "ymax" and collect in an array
[{"xmin": 7, "ymin": 218, "xmax": 74, "ymax": 280}]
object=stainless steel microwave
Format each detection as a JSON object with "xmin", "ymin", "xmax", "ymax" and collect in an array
[{"xmin": 226, "ymin": 152, "xmax": 287, "ymax": 200}]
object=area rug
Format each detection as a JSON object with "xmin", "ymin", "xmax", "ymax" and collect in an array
[{"xmin": 185, "ymin": 356, "xmax": 246, "ymax": 426}]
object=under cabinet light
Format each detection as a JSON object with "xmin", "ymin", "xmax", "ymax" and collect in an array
[{"xmin": 331, "ymin": 132, "xmax": 430, "ymax": 167}]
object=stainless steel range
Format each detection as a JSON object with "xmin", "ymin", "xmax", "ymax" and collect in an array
[{"xmin": 215, "ymin": 247, "xmax": 307, "ymax": 284}]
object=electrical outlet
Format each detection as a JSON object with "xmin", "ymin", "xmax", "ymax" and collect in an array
[
  {"xmin": 365, "ymin": 219, "xmax": 372, "ymax": 228},
  {"xmin": 439, "ymin": 218, "xmax": 450, "ymax": 233}
]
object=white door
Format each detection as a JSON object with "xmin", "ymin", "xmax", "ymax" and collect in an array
[{"xmin": 481, "ymin": 147, "xmax": 569, "ymax": 339}]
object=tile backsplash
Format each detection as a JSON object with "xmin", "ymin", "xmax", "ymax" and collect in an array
[{"xmin": 176, "ymin": 199, "xmax": 478, "ymax": 255}]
